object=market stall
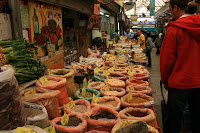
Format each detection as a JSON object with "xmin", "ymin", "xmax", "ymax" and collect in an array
[{"xmin": 0, "ymin": 36, "xmax": 162, "ymax": 133}]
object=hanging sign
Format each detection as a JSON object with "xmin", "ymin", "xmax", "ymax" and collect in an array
[
  {"xmin": 150, "ymin": 0, "xmax": 155, "ymax": 16},
  {"xmin": 94, "ymin": 4, "xmax": 100, "ymax": 15}
]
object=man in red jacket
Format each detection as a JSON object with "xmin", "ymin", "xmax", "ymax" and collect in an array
[{"xmin": 160, "ymin": 0, "xmax": 200, "ymax": 133}]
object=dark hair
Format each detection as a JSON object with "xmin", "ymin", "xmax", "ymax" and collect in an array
[
  {"xmin": 115, "ymin": 29, "xmax": 118, "ymax": 33},
  {"xmin": 169, "ymin": 0, "xmax": 197, "ymax": 14},
  {"xmin": 146, "ymin": 32, "xmax": 151, "ymax": 37}
]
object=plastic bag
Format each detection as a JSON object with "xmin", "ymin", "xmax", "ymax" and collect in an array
[
  {"xmin": 87, "ymin": 48, "xmax": 101, "ymax": 58},
  {"xmin": 63, "ymin": 99, "xmax": 91, "ymax": 116},
  {"xmin": 91, "ymin": 96, "xmax": 121, "ymax": 111},
  {"xmin": 87, "ymin": 82, "xmax": 105, "ymax": 90},
  {"xmin": 125, "ymin": 79, "xmax": 149, "ymax": 87},
  {"xmin": 24, "ymin": 102, "xmax": 49, "ymax": 128},
  {"xmin": 86, "ymin": 106, "xmax": 121, "ymax": 131},
  {"xmin": 50, "ymin": 113, "xmax": 87, "ymax": 133},
  {"xmin": 0, "ymin": 125, "xmax": 47, "ymax": 133},
  {"xmin": 126, "ymin": 85, "xmax": 152, "ymax": 96},
  {"xmin": 36, "ymin": 76, "xmax": 69, "ymax": 106},
  {"xmin": 119, "ymin": 107, "xmax": 155, "ymax": 126},
  {"xmin": 111, "ymin": 119, "xmax": 159, "ymax": 133},
  {"xmin": 0, "ymin": 66, "xmax": 25, "ymax": 130},
  {"xmin": 104, "ymin": 79, "xmax": 125, "ymax": 88},
  {"xmin": 47, "ymin": 69, "xmax": 77, "ymax": 97},
  {"xmin": 121, "ymin": 93, "xmax": 154, "ymax": 108},
  {"xmin": 74, "ymin": 88, "xmax": 101, "ymax": 102},
  {"xmin": 21, "ymin": 87, "xmax": 60, "ymax": 120},
  {"xmin": 100, "ymin": 87, "xmax": 126, "ymax": 98}
]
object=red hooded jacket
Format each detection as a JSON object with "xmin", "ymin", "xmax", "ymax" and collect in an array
[{"xmin": 160, "ymin": 14, "xmax": 200, "ymax": 89}]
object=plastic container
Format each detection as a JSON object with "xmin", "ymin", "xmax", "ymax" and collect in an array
[
  {"xmin": 63, "ymin": 99, "xmax": 91, "ymax": 116},
  {"xmin": 47, "ymin": 69, "xmax": 77, "ymax": 97},
  {"xmin": 0, "ymin": 66, "xmax": 25, "ymax": 130},
  {"xmin": 91, "ymin": 96, "xmax": 121, "ymax": 111},
  {"xmin": 121, "ymin": 93, "xmax": 154, "ymax": 108},
  {"xmin": 50, "ymin": 113, "xmax": 87, "ymax": 133},
  {"xmin": 36, "ymin": 76, "xmax": 69, "ymax": 106},
  {"xmin": 126, "ymin": 85, "xmax": 152, "ymax": 95},
  {"xmin": 125, "ymin": 79, "xmax": 149, "ymax": 87},
  {"xmin": 119, "ymin": 107, "xmax": 156, "ymax": 126},
  {"xmin": 21, "ymin": 87, "xmax": 60, "ymax": 120},
  {"xmin": 24, "ymin": 102, "xmax": 49, "ymax": 128},
  {"xmin": 74, "ymin": 88, "xmax": 101, "ymax": 102},
  {"xmin": 100, "ymin": 87, "xmax": 126, "ymax": 98}
]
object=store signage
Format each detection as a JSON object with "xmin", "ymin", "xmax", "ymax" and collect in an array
[
  {"xmin": 94, "ymin": 4, "xmax": 100, "ymax": 15},
  {"xmin": 150, "ymin": 0, "xmax": 155, "ymax": 16},
  {"xmin": 36, "ymin": 1, "xmax": 57, "ymax": 10},
  {"xmin": 131, "ymin": 15, "xmax": 138, "ymax": 22}
]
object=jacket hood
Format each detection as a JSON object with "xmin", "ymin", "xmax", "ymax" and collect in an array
[{"xmin": 167, "ymin": 14, "xmax": 200, "ymax": 40}]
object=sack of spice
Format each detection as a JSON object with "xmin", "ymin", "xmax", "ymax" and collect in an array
[
  {"xmin": 132, "ymin": 73, "xmax": 150, "ymax": 81},
  {"xmin": 0, "ymin": 125, "xmax": 47, "ymax": 133},
  {"xmin": 47, "ymin": 69, "xmax": 78, "ymax": 97},
  {"xmin": 121, "ymin": 93, "xmax": 154, "ymax": 108},
  {"xmin": 86, "ymin": 106, "xmax": 121, "ymax": 132},
  {"xmin": 0, "ymin": 66, "xmax": 25, "ymax": 130},
  {"xmin": 36, "ymin": 76, "xmax": 69, "ymax": 106},
  {"xmin": 94, "ymin": 73, "xmax": 105, "ymax": 82},
  {"xmin": 100, "ymin": 87, "xmax": 126, "ymax": 98},
  {"xmin": 21, "ymin": 87, "xmax": 60, "ymax": 120},
  {"xmin": 125, "ymin": 79, "xmax": 149, "ymax": 87},
  {"xmin": 106, "ymin": 72, "xmax": 128, "ymax": 81},
  {"xmin": 91, "ymin": 96, "xmax": 121, "ymax": 111},
  {"xmin": 104, "ymin": 79, "xmax": 125, "ymax": 88},
  {"xmin": 85, "ymin": 129, "xmax": 110, "ymax": 133},
  {"xmin": 126, "ymin": 85, "xmax": 152, "ymax": 96},
  {"xmin": 63, "ymin": 99, "xmax": 91, "ymax": 116},
  {"xmin": 119, "ymin": 107, "xmax": 156, "ymax": 126},
  {"xmin": 87, "ymin": 82, "xmax": 105, "ymax": 90},
  {"xmin": 24, "ymin": 102, "xmax": 49, "ymax": 128},
  {"xmin": 111, "ymin": 119, "xmax": 159, "ymax": 133},
  {"xmin": 50, "ymin": 113, "xmax": 87, "ymax": 133},
  {"xmin": 74, "ymin": 88, "xmax": 101, "ymax": 102}
]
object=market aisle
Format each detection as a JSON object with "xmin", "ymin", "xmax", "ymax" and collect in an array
[{"xmin": 147, "ymin": 47, "xmax": 164, "ymax": 130}]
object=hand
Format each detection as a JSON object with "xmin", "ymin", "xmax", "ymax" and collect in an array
[{"xmin": 164, "ymin": 84, "xmax": 168, "ymax": 90}]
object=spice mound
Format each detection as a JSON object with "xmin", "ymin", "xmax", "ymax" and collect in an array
[
  {"xmin": 126, "ymin": 97, "xmax": 149, "ymax": 104},
  {"xmin": 98, "ymin": 100, "xmax": 118, "ymax": 107},
  {"xmin": 25, "ymin": 108, "xmax": 43, "ymax": 117},
  {"xmin": 105, "ymin": 91, "xmax": 119, "ymax": 95},
  {"xmin": 126, "ymin": 111, "xmax": 148, "ymax": 117},
  {"xmin": 135, "ymin": 87, "xmax": 147, "ymax": 91},
  {"xmin": 42, "ymin": 80, "xmax": 58, "ymax": 86},
  {"xmin": 71, "ymin": 105, "xmax": 87, "ymax": 113},
  {"xmin": 90, "ymin": 82, "xmax": 101, "ymax": 87},
  {"xmin": 80, "ymin": 92, "xmax": 93, "ymax": 98},
  {"xmin": 57, "ymin": 116, "xmax": 82, "ymax": 127},
  {"xmin": 91, "ymin": 111, "xmax": 117, "ymax": 120}
]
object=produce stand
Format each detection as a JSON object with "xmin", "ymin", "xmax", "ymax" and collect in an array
[{"xmin": 0, "ymin": 39, "xmax": 162, "ymax": 133}]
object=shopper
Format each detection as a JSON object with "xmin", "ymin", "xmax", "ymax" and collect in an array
[
  {"xmin": 124, "ymin": 29, "xmax": 131, "ymax": 40},
  {"xmin": 155, "ymin": 34, "xmax": 162, "ymax": 54},
  {"xmin": 160, "ymin": 0, "xmax": 200, "ymax": 133},
  {"xmin": 145, "ymin": 32, "xmax": 153, "ymax": 67},
  {"xmin": 110, "ymin": 29, "xmax": 120, "ymax": 43},
  {"xmin": 137, "ymin": 30, "xmax": 145, "ymax": 52}
]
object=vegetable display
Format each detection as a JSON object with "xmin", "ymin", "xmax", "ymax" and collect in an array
[{"xmin": 0, "ymin": 39, "xmax": 46, "ymax": 84}]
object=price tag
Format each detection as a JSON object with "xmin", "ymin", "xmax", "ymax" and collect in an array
[
  {"xmin": 83, "ymin": 78, "xmax": 87, "ymax": 87},
  {"xmin": 113, "ymin": 64, "xmax": 117, "ymax": 69},
  {"xmin": 122, "ymin": 120, "xmax": 129, "ymax": 127},
  {"xmin": 104, "ymin": 85, "xmax": 109, "ymax": 92},
  {"xmin": 93, "ymin": 94, "xmax": 97, "ymax": 103},
  {"xmin": 59, "ymin": 106, "xmax": 63, "ymax": 115},
  {"xmin": 127, "ymin": 92, "xmax": 133, "ymax": 103},
  {"xmin": 85, "ymin": 112, "xmax": 91, "ymax": 119},
  {"xmin": 66, "ymin": 98, "xmax": 75, "ymax": 110},
  {"xmin": 108, "ymin": 68, "xmax": 114, "ymax": 72},
  {"xmin": 129, "ymin": 85, "xmax": 134, "ymax": 91},
  {"xmin": 40, "ymin": 76, "xmax": 48, "ymax": 85},
  {"xmin": 94, "ymin": 67, "xmax": 100, "ymax": 74},
  {"xmin": 128, "ymin": 72, "xmax": 133, "ymax": 81},
  {"xmin": 122, "ymin": 49, "xmax": 125, "ymax": 53},
  {"xmin": 24, "ymin": 89, "xmax": 36, "ymax": 96},
  {"xmin": 44, "ymin": 125, "xmax": 56, "ymax": 133},
  {"xmin": 134, "ymin": 54, "xmax": 136, "ymax": 59},
  {"xmin": 82, "ymin": 86, "xmax": 86, "ymax": 97},
  {"xmin": 14, "ymin": 127, "xmax": 36, "ymax": 133},
  {"xmin": 103, "ymin": 70, "xmax": 109, "ymax": 76},
  {"xmin": 61, "ymin": 112, "xmax": 69, "ymax": 125}
]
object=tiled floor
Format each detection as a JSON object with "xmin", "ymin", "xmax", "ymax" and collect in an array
[{"xmin": 147, "ymin": 47, "xmax": 166, "ymax": 130}]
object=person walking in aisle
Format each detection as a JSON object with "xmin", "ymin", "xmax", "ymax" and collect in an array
[
  {"xmin": 145, "ymin": 32, "xmax": 153, "ymax": 67},
  {"xmin": 155, "ymin": 34, "xmax": 162, "ymax": 54},
  {"xmin": 137, "ymin": 30, "xmax": 145, "ymax": 52},
  {"xmin": 111, "ymin": 29, "xmax": 120, "ymax": 43},
  {"xmin": 124, "ymin": 29, "xmax": 131, "ymax": 40},
  {"xmin": 160, "ymin": 0, "xmax": 200, "ymax": 133}
]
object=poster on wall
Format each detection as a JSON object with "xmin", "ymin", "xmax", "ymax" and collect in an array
[
  {"xmin": 87, "ymin": 14, "xmax": 101, "ymax": 30},
  {"xmin": 28, "ymin": 0, "xmax": 64, "ymax": 69}
]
